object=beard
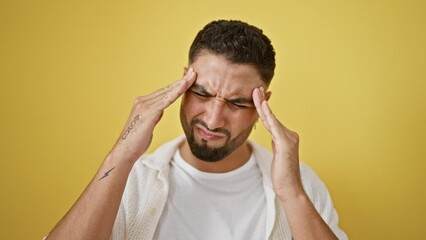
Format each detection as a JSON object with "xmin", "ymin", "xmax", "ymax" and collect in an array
[{"xmin": 180, "ymin": 108, "xmax": 254, "ymax": 162}]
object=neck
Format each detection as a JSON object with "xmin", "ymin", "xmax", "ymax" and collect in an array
[{"xmin": 179, "ymin": 140, "xmax": 252, "ymax": 173}]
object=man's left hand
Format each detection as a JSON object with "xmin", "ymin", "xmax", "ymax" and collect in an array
[{"xmin": 252, "ymin": 87, "xmax": 305, "ymax": 201}]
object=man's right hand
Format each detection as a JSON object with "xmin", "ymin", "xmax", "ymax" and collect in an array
[
  {"xmin": 47, "ymin": 68, "xmax": 196, "ymax": 240},
  {"xmin": 111, "ymin": 68, "xmax": 196, "ymax": 164}
]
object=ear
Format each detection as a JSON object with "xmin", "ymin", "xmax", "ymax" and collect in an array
[
  {"xmin": 183, "ymin": 67, "xmax": 188, "ymax": 77},
  {"xmin": 265, "ymin": 91, "xmax": 272, "ymax": 101}
]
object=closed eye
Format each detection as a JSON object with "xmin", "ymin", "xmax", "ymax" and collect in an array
[
  {"xmin": 227, "ymin": 99, "xmax": 255, "ymax": 109},
  {"xmin": 228, "ymin": 101, "xmax": 250, "ymax": 108}
]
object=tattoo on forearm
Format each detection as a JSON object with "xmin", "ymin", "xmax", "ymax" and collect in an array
[
  {"xmin": 121, "ymin": 114, "xmax": 141, "ymax": 140},
  {"xmin": 99, "ymin": 167, "xmax": 116, "ymax": 180}
]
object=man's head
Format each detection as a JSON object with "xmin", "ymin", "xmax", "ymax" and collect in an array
[
  {"xmin": 181, "ymin": 20, "xmax": 275, "ymax": 162},
  {"xmin": 189, "ymin": 20, "xmax": 275, "ymax": 86}
]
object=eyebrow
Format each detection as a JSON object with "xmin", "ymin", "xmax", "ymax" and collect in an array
[
  {"xmin": 190, "ymin": 83, "xmax": 255, "ymax": 106},
  {"xmin": 191, "ymin": 83, "xmax": 214, "ymax": 97}
]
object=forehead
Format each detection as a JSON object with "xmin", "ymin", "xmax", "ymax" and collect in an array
[{"xmin": 190, "ymin": 52, "xmax": 265, "ymax": 97}]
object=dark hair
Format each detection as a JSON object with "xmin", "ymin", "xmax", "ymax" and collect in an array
[{"xmin": 189, "ymin": 20, "xmax": 276, "ymax": 85}]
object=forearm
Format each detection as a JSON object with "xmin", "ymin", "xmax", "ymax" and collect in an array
[
  {"xmin": 47, "ymin": 151, "xmax": 134, "ymax": 240},
  {"xmin": 279, "ymin": 191, "xmax": 338, "ymax": 240}
]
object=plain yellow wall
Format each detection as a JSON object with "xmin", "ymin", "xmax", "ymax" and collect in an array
[{"xmin": 1, "ymin": 0, "xmax": 425, "ymax": 239}]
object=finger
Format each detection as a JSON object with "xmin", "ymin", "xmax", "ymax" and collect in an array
[
  {"xmin": 146, "ymin": 68, "xmax": 195, "ymax": 100},
  {"xmin": 159, "ymin": 68, "xmax": 196, "ymax": 109},
  {"xmin": 253, "ymin": 87, "xmax": 271, "ymax": 131},
  {"xmin": 260, "ymin": 97, "xmax": 295, "ymax": 132},
  {"xmin": 260, "ymin": 102, "xmax": 297, "ymax": 151},
  {"xmin": 261, "ymin": 100, "xmax": 285, "ymax": 141}
]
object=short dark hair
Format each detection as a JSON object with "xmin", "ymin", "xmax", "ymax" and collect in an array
[{"xmin": 189, "ymin": 20, "xmax": 276, "ymax": 85}]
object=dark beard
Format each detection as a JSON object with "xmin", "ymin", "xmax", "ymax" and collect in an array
[{"xmin": 180, "ymin": 109, "xmax": 253, "ymax": 162}]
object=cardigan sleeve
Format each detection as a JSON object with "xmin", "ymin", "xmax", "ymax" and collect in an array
[{"xmin": 111, "ymin": 201, "xmax": 126, "ymax": 240}]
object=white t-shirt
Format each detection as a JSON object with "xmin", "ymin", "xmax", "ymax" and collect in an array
[{"xmin": 153, "ymin": 150, "xmax": 267, "ymax": 240}]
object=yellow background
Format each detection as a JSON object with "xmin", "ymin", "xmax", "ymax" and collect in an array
[{"xmin": 1, "ymin": 0, "xmax": 425, "ymax": 239}]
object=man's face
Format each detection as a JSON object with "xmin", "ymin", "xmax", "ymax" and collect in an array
[{"xmin": 180, "ymin": 51, "xmax": 268, "ymax": 162}]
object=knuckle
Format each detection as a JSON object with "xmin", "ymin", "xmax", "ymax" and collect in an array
[
  {"xmin": 293, "ymin": 132, "xmax": 299, "ymax": 139},
  {"xmin": 134, "ymin": 101, "xmax": 146, "ymax": 110},
  {"xmin": 134, "ymin": 96, "xmax": 144, "ymax": 104}
]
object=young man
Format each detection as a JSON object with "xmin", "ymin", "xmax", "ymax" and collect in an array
[{"xmin": 47, "ymin": 20, "xmax": 347, "ymax": 240}]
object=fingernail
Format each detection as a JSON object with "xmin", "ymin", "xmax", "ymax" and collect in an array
[
  {"xmin": 185, "ymin": 68, "xmax": 194, "ymax": 79},
  {"xmin": 183, "ymin": 68, "xmax": 192, "ymax": 80},
  {"xmin": 253, "ymin": 88, "xmax": 259, "ymax": 96}
]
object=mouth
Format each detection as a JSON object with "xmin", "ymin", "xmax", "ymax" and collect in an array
[{"xmin": 195, "ymin": 125, "xmax": 226, "ymax": 141}]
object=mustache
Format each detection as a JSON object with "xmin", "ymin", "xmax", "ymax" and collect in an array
[{"xmin": 190, "ymin": 118, "xmax": 231, "ymax": 139}]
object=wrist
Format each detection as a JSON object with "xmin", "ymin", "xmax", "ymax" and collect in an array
[
  {"xmin": 276, "ymin": 184, "xmax": 307, "ymax": 203},
  {"xmin": 278, "ymin": 192, "xmax": 311, "ymax": 210},
  {"xmin": 104, "ymin": 148, "xmax": 138, "ymax": 170}
]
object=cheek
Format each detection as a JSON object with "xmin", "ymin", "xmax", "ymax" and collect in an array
[
  {"xmin": 181, "ymin": 94, "xmax": 204, "ymax": 118},
  {"xmin": 230, "ymin": 110, "xmax": 258, "ymax": 131}
]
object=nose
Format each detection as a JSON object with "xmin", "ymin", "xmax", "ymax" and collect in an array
[{"xmin": 203, "ymin": 98, "xmax": 226, "ymax": 130}]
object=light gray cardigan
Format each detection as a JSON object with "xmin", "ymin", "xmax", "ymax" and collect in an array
[{"xmin": 111, "ymin": 136, "xmax": 347, "ymax": 240}]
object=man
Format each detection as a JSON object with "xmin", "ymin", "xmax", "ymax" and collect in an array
[{"xmin": 47, "ymin": 20, "xmax": 347, "ymax": 240}]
